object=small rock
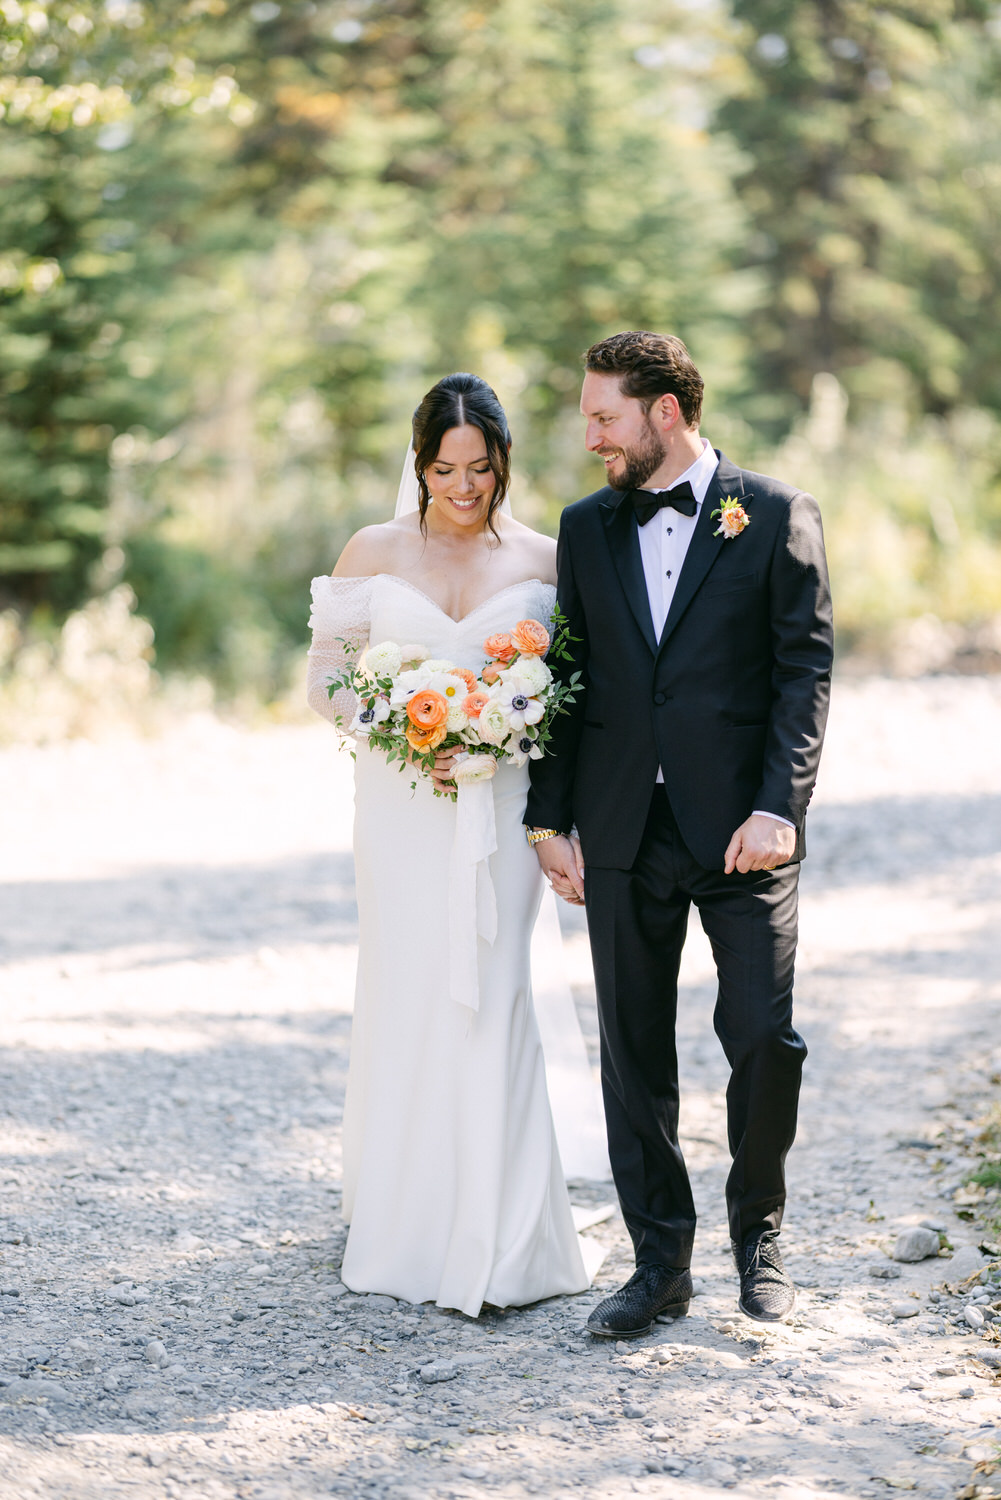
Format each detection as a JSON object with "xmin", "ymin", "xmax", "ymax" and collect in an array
[
  {"xmin": 0, "ymin": 1377, "xmax": 70, "ymax": 1402},
  {"xmin": 946, "ymin": 1247, "xmax": 987, "ymax": 1285},
  {"xmin": 826, "ymin": 1392, "xmax": 846, "ymax": 1408},
  {"xmin": 172, "ymin": 1232, "xmax": 205, "ymax": 1255},
  {"xmin": 654, "ymin": 1348, "xmax": 673, "ymax": 1364},
  {"xmin": 623, "ymin": 1403, "xmax": 646, "ymax": 1418},
  {"xmin": 893, "ymin": 1228, "xmax": 941, "ymax": 1263},
  {"xmin": 963, "ymin": 1305, "xmax": 985, "ymax": 1329},
  {"xmin": 976, "ymin": 1348, "xmax": 1001, "ymax": 1368},
  {"xmin": 102, "ymin": 1374, "xmax": 120, "ymax": 1391},
  {"xmin": 106, "ymin": 1285, "xmax": 136, "ymax": 1306},
  {"xmin": 964, "ymin": 1444, "xmax": 996, "ymax": 1463},
  {"xmin": 870, "ymin": 1264, "xmax": 903, "ymax": 1279},
  {"xmin": 364, "ymin": 1294, "xmax": 398, "ymax": 1313},
  {"xmin": 420, "ymin": 1361, "xmax": 457, "ymax": 1384},
  {"xmin": 891, "ymin": 1302, "xmax": 919, "ymax": 1319},
  {"xmin": 615, "ymin": 1340, "xmax": 632, "ymax": 1352},
  {"xmin": 920, "ymin": 1219, "xmax": 947, "ymax": 1232},
  {"xmin": 460, "ymin": 1468, "xmax": 488, "ymax": 1482},
  {"xmin": 145, "ymin": 1340, "xmax": 168, "ymax": 1367}
]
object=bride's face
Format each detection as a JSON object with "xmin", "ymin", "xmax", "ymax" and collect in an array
[{"xmin": 425, "ymin": 424, "xmax": 496, "ymax": 527}]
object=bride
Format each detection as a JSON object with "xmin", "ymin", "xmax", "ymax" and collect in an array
[{"xmin": 306, "ymin": 372, "xmax": 606, "ymax": 1317}]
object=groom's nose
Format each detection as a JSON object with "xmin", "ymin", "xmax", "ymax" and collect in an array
[{"xmin": 584, "ymin": 421, "xmax": 604, "ymax": 451}]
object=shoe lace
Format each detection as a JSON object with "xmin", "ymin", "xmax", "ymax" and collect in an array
[{"xmin": 741, "ymin": 1232, "xmax": 784, "ymax": 1278}]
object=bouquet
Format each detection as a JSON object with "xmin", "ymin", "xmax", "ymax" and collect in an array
[{"xmin": 326, "ymin": 611, "xmax": 580, "ymax": 793}]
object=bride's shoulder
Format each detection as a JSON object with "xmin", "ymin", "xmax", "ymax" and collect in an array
[
  {"xmin": 498, "ymin": 516, "xmax": 557, "ymax": 585},
  {"xmin": 331, "ymin": 516, "xmax": 418, "ymax": 578}
]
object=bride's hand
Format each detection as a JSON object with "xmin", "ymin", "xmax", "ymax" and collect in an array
[{"xmin": 428, "ymin": 749, "xmax": 459, "ymax": 792}]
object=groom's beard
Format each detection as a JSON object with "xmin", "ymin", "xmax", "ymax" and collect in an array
[{"xmin": 604, "ymin": 418, "xmax": 669, "ymax": 492}]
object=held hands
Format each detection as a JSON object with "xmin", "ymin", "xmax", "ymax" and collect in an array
[
  {"xmin": 533, "ymin": 834, "xmax": 585, "ymax": 906},
  {"xmin": 724, "ymin": 814, "xmax": 796, "ymax": 875}
]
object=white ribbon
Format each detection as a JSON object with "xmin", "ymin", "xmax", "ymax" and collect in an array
[{"xmin": 448, "ymin": 779, "xmax": 498, "ymax": 1011}]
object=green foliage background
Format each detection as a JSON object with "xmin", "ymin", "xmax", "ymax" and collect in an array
[{"xmin": 3, "ymin": 0, "xmax": 1001, "ymax": 701}]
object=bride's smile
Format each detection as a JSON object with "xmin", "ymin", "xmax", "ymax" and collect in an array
[{"xmin": 425, "ymin": 424, "xmax": 497, "ymax": 527}]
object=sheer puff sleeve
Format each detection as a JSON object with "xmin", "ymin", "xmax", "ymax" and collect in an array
[{"xmin": 306, "ymin": 575, "xmax": 372, "ymax": 733}]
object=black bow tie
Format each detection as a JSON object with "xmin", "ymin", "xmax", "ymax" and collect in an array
[{"xmin": 630, "ymin": 481, "xmax": 698, "ymax": 526}]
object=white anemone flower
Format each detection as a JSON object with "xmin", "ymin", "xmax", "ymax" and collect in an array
[
  {"xmin": 493, "ymin": 678, "xmax": 545, "ymax": 732},
  {"xmin": 350, "ymin": 697, "xmax": 392, "ymax": 735},
  {"xmin": 507, "ymin": 731, "xmax": 545, "ymax": 767}
]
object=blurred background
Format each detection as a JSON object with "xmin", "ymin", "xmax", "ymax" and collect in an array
[{"xmin": 3, "ymin": 0, "xmax": 1001, "ymax": 741}]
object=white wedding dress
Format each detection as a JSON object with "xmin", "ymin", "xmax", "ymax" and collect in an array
[{"xmin": 307, "ymin": 572, "xmax": 607, "ymax": 1317}]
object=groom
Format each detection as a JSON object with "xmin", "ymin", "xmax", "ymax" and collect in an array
[{"xmin": 526, "ymin": 331, "xmax": 833, "ymax": 1333}]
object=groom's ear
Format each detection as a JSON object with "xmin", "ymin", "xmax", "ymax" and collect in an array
[{"xmin": 650, "ymin": 392, "xmax": 682, "ymax": 432}]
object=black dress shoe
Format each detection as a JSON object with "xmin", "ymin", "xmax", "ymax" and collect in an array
[
  {"xmin": 733, "ymin": 1229, "xmax": 795, "ymax": 1322},
  {"xmin": 586, "ymin": 1263, "xmax": 692, "ymax": 1339}
]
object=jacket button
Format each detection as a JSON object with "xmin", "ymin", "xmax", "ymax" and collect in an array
[{"xmin": 653, "ymin": 691, "xmax": 667, "ymax": 706}]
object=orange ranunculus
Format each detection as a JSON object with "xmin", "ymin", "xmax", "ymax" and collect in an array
[
  {"xmin": 462, "ymin": 690, "xmax": 491, "ymax": 719},
  {"xmin": 449, "ymin": 667, "xmax": 477, "ymax": 692},
  {"xmin": 406, "ymin": 689, "xmax": 449, "ymax": 729},
  {"xmin": 405, "ymin": 722, "xmax": 447, "ymax": 753},
  {"xmin": 510, "ymin": 618, "xmax": 551, "ymax": 656},
  {"xmin": 481, "ymin": 663, "xmax": 501, "ymax": 685},
  {"xmin": 483, "ymin": 631, "xmax": 516, "ymax": 664}
]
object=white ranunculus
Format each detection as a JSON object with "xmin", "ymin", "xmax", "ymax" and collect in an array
[
  {"xmin": 361, "ymin": 640, "xmax": 403, "ymax": 679},
  {"xmin": 503, "ymin": 655, "xmax": 551, "ymax": 695},
  {"xmin": 400, "ymin": 643, "xmax": 431, "ymax": 667},
  {"xmin": 349, "ymin": 697, "xmax": 392, "ymax": 735},
  {"xmin": 423, "ymin": 658, "xmax": 457, "ymax": 674},
  {"xmin": 476, "ymin": 698, "xmax": 512, "ymax": 747},
  {"xmin": 452, "ymin": 753, "xmax": 497, "ymax": 786},
  {"xmin": 445, "ymin": 700, "xmax": 470, "ymax": 734}
]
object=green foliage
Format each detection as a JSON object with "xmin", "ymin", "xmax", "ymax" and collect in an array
[
  {"xmin": 714, "ymin": 0, "xmax": 1001, "ymax": 431},
  {"xmin": 2, "ymin": 0, "xmax": 1001, "ymax": 712}
]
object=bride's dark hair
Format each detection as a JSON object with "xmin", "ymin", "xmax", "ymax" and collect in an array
[{"xmin": 412, "ymin": 373, "xmax": 512, "ymax": 539}]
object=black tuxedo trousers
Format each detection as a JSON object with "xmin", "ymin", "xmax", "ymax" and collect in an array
[{"xmin": 585, "ymin": 785, "xmax": 805, "ymax": 1267}]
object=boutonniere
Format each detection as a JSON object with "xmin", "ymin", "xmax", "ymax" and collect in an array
[{"xmin": 711, "ymin": 495, "xmax": 751, "ymax": 540}]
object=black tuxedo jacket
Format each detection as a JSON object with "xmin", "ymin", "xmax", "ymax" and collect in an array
[{"xmin": 526, "ymin": 452, "xmax": 834, "ymax": 871}]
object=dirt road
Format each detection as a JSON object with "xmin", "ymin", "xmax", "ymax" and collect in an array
[{"xmin": 1, "ymin": 676, "xmax": 999, "ymax": 1500}]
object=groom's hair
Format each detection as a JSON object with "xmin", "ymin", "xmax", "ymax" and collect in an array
[{"xmin": 585, "ymin": 331, "xmax": 704, "ymax": 427}]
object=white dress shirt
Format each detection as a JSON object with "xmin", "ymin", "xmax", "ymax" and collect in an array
[{"xmin": 636, "ymin": 438, "xmax": 793, "ymax": 830}]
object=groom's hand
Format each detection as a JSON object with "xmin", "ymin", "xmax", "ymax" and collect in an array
[
  {"xmin": 724, "ymin": 814, "xmax": 796, "ymax": 875},
  {"xmin": 534, "ymin": 835, "xmax": 585, "ymax": 905}
]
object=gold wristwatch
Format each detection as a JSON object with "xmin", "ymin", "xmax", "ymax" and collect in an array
[{"xmin": 526, "ymin": 827, "xmax": 562, "ymax": 847}]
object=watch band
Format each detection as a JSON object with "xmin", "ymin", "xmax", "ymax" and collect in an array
[{"xmin": 526, "ymin": 827, "xmax": 561, "ymax": 847}]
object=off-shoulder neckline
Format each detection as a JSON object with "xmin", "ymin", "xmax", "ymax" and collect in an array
[{"xmin": 317, "ymin": 572, "xmax": 553, "ymax": 627}]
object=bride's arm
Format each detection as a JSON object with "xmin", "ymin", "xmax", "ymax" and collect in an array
[{"xmin": 306, "ymin": 575, "xmax": 372, "ymax": 731}]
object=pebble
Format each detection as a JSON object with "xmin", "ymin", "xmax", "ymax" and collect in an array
[
  {"xmin": 146, "ymin": 1340, "xmax": 169, "ymax": 1366},
  {"xmin": 870, "ymin": 1264, "xmax": 903, "ymax": 1279},
  {"xmin": 891, "ymin": 1302, "xmax": 919, "ymax": 1318},
  {"xmin": 892, "ymin": 1228, "xmax": 941, "ymax": 1263},
  {"xmin": 963, "ymin": 1305, "xmax": 985, "ymax": 1329},
  {"xmin": 0, "ymin": 1378, "xmax": 70, "ymax": 1401},
  {"xmin": 946, "ymin": 1246, "xmax": 987, "ymax": 1285},
  {"xmin": 622, "ymin": 1403, "xmax": 646, "ymax": 1419}
]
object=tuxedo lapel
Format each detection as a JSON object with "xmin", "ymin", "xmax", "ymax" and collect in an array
[
  {"xmin": 598, "ymin": 489, "xmax": 658, "ymax": 654},
  {"xmin": 656, "ymin": 453, "xmax": 750, "ymax": 655}
]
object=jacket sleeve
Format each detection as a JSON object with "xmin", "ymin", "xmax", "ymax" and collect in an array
[
  {"xmin": 755, "ymin": 491, "xmax": 834, "ymax": 826},
  {"xmin": 525, "ymin": 517, "xmax": 589, "ymax": 833}
]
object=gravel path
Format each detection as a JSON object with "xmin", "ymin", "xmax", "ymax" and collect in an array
[{"xmin": 1, "ymin": 677, "xmax": 999, "ymax": 1500}]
